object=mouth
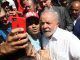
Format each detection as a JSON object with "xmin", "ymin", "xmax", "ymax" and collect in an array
[
  {"xmin": 33, "ymin": 28, "xmax": 39, "ymax": 32},
  {"xmin": 33, "ymin": 29, "xmax": 38, "ymax": 32},
  {"xmin": 43, "ymin": 30, "xmax": 50, "ymax": 33}
]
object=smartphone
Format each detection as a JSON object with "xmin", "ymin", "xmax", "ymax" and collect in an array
[{"xmin": 11, "ymin": 17, "xmax": 26, "ymax": 32}]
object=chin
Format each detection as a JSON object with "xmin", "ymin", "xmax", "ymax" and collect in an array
[
  {"xmin": 32, "ymin": 32, "xmax": 39, "ymax": 35},
  {"xmin": 44, "ymin": 32, "xmax": 53, "ymax": 38}
]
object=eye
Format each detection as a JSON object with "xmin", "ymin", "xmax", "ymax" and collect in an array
[
  {"xmin": 40, "ymin": 21, "xmax": 44, "ymax": 25},
  {"xmin": 46, "ymin": 22, "xmax": 51, "ymax": 25},
  {"xmin": 39, "ymin": 20, "xmax": 44, "ymax": 25}
]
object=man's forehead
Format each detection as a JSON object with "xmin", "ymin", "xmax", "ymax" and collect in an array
[
  {"xmin": 71, "ymin": 1, "xmax": 80, "ymax": 7},
  {"xmin": 73, "ymin": 3, "xmax": 80, "ymax": 7}
]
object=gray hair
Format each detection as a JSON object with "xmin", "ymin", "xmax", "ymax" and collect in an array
[{"xmin": 40, "ymin": 9, "xmax": 60, "ymax": 22}]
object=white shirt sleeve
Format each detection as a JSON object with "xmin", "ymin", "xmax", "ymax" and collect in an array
[{"xmin": 69, "ymin": 33, "xmax": 80, "ymax": 60}]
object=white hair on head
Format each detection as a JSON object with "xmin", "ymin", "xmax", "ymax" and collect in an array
[{"xmin": 40, "ymin": 9, "xmax": 60, "ymax": 22}]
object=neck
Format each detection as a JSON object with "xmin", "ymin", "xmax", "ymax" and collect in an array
[
  {"xmin": 47, "ymin": 34, "xmax": 53, "ymax": 40},
  {"xmin": 31, "ymin": 34, "xmax": 39, "ymax": 40}
]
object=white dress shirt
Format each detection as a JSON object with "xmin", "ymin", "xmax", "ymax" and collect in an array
[{"xmin": 42, "ymin": 27, "xmax": 80, "ymax": 60}]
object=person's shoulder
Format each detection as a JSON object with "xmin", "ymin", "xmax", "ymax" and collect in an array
[
  {"xmin": 57, "ymin": 28, "xmax": 75, "ymax": 37},
  {"xmin": 61, "ymin": 28, "xmax": 79, "ymax": 40},
  {"xmin": 53, "ymin": 6, "xmax": 66, "ymax": 13},
  {"xmin": 53, "ymin": 28, "xmax": 80, "ymax": 45},
  {"xmin": 54, "ymin": 6, "xmax": 65, "ymax": 9},
  {"xmin": 57, "ymin": 28, "xmax": 70, "ymax": 33}
]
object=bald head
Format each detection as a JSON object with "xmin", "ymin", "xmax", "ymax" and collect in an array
[
  {"xmin": 70, "ymin": 1, "xmax": 80, "ymax": 19},
  {"xmin": 71, "ymin": 1, "xmax": 80, "ymax": 8}
]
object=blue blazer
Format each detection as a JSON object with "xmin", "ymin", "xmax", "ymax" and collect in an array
[{"xmin": 73, "ymin": 17, "xmax": 80, "ymax": 39}]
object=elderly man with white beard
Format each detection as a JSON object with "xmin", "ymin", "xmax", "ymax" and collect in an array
[{"xmin": 40, "ymin": 9, "xmax": 80, "ymax": 60}]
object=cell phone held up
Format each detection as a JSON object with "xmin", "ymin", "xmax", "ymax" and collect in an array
[{"xmin": 11, "ymin": 17, "xmax": 26, "ymax": 33}]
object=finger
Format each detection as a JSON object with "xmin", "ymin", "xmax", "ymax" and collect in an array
[
  {"xmin": 8, "ymin": 32, "xmax": 28, "ymax": 42},
  {"xmin": 10, "ymin": 38, "xmax": 28, "ymax": 46},
  {"xmin": 13, "ymin": 32, "xmax": 28, "ymax": 40},
  {"xmin": 10, "ymin": 28, "xmax": 24, "ymax": 36},
  {"xmin": 14, "ymin": 43, "xmax": 29, "ymax": 49}
]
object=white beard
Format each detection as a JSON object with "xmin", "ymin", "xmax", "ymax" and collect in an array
[{"xmin": 43, "ymin": 26, "xmax": 57, "ymax": 38}]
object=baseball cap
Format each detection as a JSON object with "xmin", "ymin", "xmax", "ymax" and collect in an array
[
  {"xmin": 26, "ymin": 12, "xmax": 39, "ymax": 18},
  {"xmin": 26, "ymin": 12, "xmax": 39, "ymax": 26}
]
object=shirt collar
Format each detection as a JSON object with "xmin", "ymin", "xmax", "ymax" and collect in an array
[
  {"xmin": 43, "ymin": 27, "xmax": 60, "ymax": 41},
  {"xmin": 51, "ymin": 27, "xmax": 61, "ymax": 41}
]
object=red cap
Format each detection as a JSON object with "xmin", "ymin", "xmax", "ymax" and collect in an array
[{"xmin": 26, "ymin": 12, "xmax": 39, "ymax": 19}]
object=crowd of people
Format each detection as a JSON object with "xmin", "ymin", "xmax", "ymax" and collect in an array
[{"xmin": 0, "ymin": 0, "xmax": 80, "ymax": 60}]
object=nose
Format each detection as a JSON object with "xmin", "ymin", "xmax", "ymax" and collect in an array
[
  {"xmin": 73, "ymin": 10, "xmax": 77, "ymax": 14},
  {"xmin": 42, "ymin": 23, "xmax": 48, "ymax": 29},
  {"xmin": 32, "ymin": 24, "xmax": 36, "ymax": 28}
]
